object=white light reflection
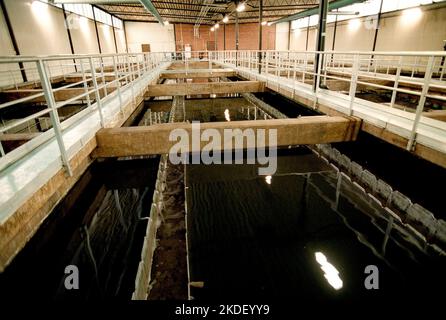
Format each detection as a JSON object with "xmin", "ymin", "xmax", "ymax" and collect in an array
[
  {"xmin": 265, "ymin": 175, "xmax": 272, "ymax": 184},
  {"xmin": 224, "ymin": 109, "xmax": 230, "ymax": 121},
  {"xmin": 315, "ymin": 252, "xmax": 343, "ymax": 290}
]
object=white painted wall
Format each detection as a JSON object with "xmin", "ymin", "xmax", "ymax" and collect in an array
[
  {"xmin": 125, "ymin": 21, "xmax": 175, "ymax": 53},
  {"xmin": 68, "ymin": 14, "xmax": 100, "ymax": 54},
  {"xmin": 97, "ymin": 23, "xmax": 116, "ymax": 54},
  {"xmin": 0, "ymin": 6, "xmax": 21, "ymax": 86},
  {"xmin": 376, "ymin": 6, "xmax": 446, "ymax": 51},
  {"xmin": 289, "ymin": 28, "xmax": 308, "ymax": 51},
  {"xmin": 4, "ymin": 0, "xmax": 74, "ymax": 80},
  {"xmin": 4, "ymin": 0, "xmax": 71, "ymax": 56},
  {"xmin": 115, "ymin": 28, "xmax": 127, "ymax": 53},
  {"xmin": 0, "ymin": 0, "xmax": 130, "ymax": 83},
  {"xmin": 333, "ymin": 19, "xmax": 376, "ymax": 51},
  {"xmin": 275, "ymin": 22, "xmax": 290, "ymax": 51},
  {"xmin": 284, "ymin": 3, "xmax": 446, "ymax": 52}
]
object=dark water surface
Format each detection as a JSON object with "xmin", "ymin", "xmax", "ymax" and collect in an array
[
  {"xmin": 186, "ymin": 147, "xmax": 445, "ymax": 301},
  {"xmin": 0, "ymin": 158, "xmax": 159, "ymax": 300}
]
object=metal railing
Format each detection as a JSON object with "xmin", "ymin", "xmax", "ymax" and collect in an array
[
  {"xmin": 209, "ymin": 50, "xmax": 446, "ymax": 154},
  {"xmin": 1, "ymin": 50, "xmax": 446, "ymax": 176},
  {"xmin": 0, "ymin": 52, "xmax": 172, "ymax": 173}
]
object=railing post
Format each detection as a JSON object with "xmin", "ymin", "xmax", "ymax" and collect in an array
[
  {"xmin": 347, "ymin": 54, "xmax": 360, "ymax": 116},
  {"xmin": 137, "ymin": 54, "xmax": 142, "ymax": 78},
  {"xmin": 88, "ymin": 57, "xmax": 105, "ymax": 127},
  {"xmin": 36, "ymin": 59, "xmax": 72, "ymax": 176},
  {"xmin": 314, "ymin": 52, "xmax": 323, "ymax": 98},
  {"xmin": 142, "ymin": 53, "xmax": 147, "ymax": 73},
  {"xmin": 112, "ymin": 55, "xmax": 123, "ymax": 114},
  {"xmin": 390, "ymin": 56, "xmax": 403, "ymax": 108},
  {"xmin": 265, "ymin": 51, "xmax": 269, "ymax": 84},
  {"xmin": 78, "ymin": 58, "xmax": 92, "ymax": 109},
  {"xmin": 99, "ymin": 57, "xmax": 107, "ymax": 97},
  {"xmin": 407, "ymin": 55, "xmax": 434, "ymax": 151},
  {"xmin": 126, "ymin": 55, "xmax": 136, "ymax": 106},
  {"xmin": 0, "ymin": 140, "xmax": 5, "ymax": 157},
  {"xmin": 293, "ymin": 53, "xmax": 297, "ymax": 99}
]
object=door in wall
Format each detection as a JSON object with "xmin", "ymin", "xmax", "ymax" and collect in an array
[
  {"xmin": 141, "ymin": 44, "xmax": 151, "ymax": 52},
  {"xmin": 207, "ymin": 41, "xmax": 216, "ymax": 51}
]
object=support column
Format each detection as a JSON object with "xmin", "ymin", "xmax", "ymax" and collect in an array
[
  {"xmin": 313, "ymin": 0, "xmax": 328, "ymax": 92},
  {"xmin": 62, "ymin": 4, "xmax": 78, "ymax": 72},
  {"xmin": 235, "ymin": 11, "xmax": 239, "ymax": 51},
  {"xmin": 1, "ymin": 0, "xmax": 27, "ymax": 82},
  {"xmin": 111, "ymin": 18, "xmax": 119, "ymax": 53},
  {"xmin": 331, "ymin": 12, "xmax": 338, "ymax": 50},
  {"xmin": 371, "ymin": 0, "xmax": 384, "ymax": 52},
  {"xmin": 235, "ymin": 9, "xmax": 239, "ymax": 67},
  {"xmin": 305, "ymin": 18, "xmax": 310, "ymax": 51},
  {"xmin": 92, "ymin": 5, "xmax": 102, "ymax": 53},
  {"xmin": 224, "ymin": 23, "xmax": 226, "ymax": 51},
  {"xmin": 258, "ymin": 0, "xmax": 263, "ymax": 74}
]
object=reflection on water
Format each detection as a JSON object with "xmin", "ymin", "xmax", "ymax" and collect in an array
[
  {"xmin": 0, "ymin": 158, "xmax": 159, "ymax": 300},
  {"xmin": 184, "ymin": 98, "xmax": 272, "ymax": 122},
  {"xmin": 315, "ymin": 252, "xmax": 343, "ymax": 290},
  {"xmin": 186, "ymin": 147, "xmax": 444, "ymax": 301}
]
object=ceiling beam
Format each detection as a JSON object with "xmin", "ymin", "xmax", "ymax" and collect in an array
[
  {"xmin": 139, "ymin": 0, "xmax": 164, "ymax": 24},
  {"xmin": 271, "ymin": 0, "xmax": 366, "ymax": 24}
]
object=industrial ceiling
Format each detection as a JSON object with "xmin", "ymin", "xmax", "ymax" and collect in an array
[{"xmin": 95, "ymin": 0, "xmax": 323, "ymax": 24}]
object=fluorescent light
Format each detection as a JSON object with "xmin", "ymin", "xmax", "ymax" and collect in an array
[
  {"xmin": 348, "ymin": 18, "xmax": 361, "ymax": 30},
  {"xmin": 236, "ymin": 3, "xmax": 246, "ymax": 12},
  {"xmin": 79, "ymin": 16, "xmax": 89, "ymax": 31},
  {"xmin": 402, "ymin": 7, "xmax": 422, "ymax": 21},
  {"xmin": 329, "ymin": 11, "xmax": 359, "ymax": 16},
  {"xmin": 223, "ymin": 16, "xmax": 229, "ymax": 23},
  {"xmin": 261, "ymin": 21, "xmax": 267, "ymax": 26},
  {"xmin": 31, "ymin": 1, "xmax": 46, "ymax": 14}
]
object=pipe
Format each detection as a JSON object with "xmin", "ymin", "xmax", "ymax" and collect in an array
[
  {"xmin": 271, "ymin": 0, "xmax": 366, "ymax": 25},
  {"xmin": 139, "ymin": 0, "xmax": 164, "ymax": 25}
]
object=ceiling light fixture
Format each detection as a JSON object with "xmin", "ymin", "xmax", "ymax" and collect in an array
[
  {"xmin": 236, "ymin": 2, "xmax": 246, "ymax": 12},
  {"xmin": 223, "ymin": 16, "xmax": 229, "ymax": 23}
]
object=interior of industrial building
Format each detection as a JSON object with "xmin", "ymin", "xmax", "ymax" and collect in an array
[{"xmin": 0, "ymin": 0, "xmax": 445, "ymax": 307}]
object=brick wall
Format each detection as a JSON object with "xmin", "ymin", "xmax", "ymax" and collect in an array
[{"xmin": 174, "ymin": 23, "xmax": 276, "ymax": 51}]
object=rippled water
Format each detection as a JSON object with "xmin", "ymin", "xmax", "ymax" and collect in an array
[
  {"xmin": 0, "ymin": 158, "xmax": 159, "ymax": 300},
  {"xmin": 186, "ymin": 147, "xmax": 444, "ymax": 301}
]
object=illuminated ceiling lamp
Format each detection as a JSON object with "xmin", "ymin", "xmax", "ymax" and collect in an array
[
  {"xmin": 223, "ymin": 15, "xmax": 229, "ymax": 23},
  {"xmin": 236, "ymin": 2, "xmax": 246, "ymax": 12},
  {"xmin": 210, "ymin": 27, "xmax": 215, "ymax": 32},
  {"xmin": 402, "ymin": 7, "xmax": 423, "ymax": 21},
  {"xmin": 214, "ymin": 23, "xmax": 220, "ymax": 29},
  {"xmin": 164, "ymin": 20, "xmax": 169, "ymax": 26},
  {"xmin": 261, "ymin": 21, "xmax": 267, "ymax": 26}
]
